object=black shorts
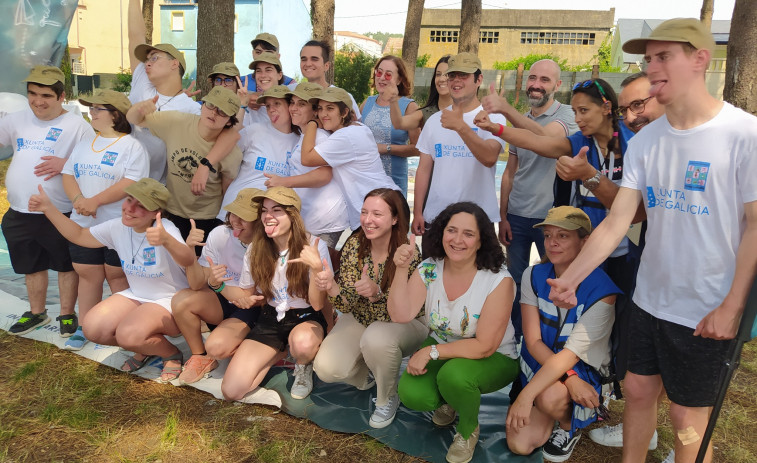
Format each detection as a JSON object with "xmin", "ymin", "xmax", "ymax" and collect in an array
[
  {"xmin": 605, "ymin": 254, "xmax": 640, "ymax": 382},
  {"xmin": 1, "ymin": 208, "xmax": 74, "ymax": 273},
  {"xmin": 207, "ymin": 292, "xmax": 260, "ymax": 331},
  {"xmin": 246, "ymin": 304, "xmax": 327, "ymax": 352},
  {"xmin": 626, "ymin": 301, "xmax": 733, "ymax": 407},
  {"xmin": 166, "ymin": 213, "xmax": 222, "ymax": 257},
  {"xmin": 68, "ymin": 242, "xmax": 122, "ymax": 267}
]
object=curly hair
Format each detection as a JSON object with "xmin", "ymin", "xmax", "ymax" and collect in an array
[
  {"xmin": 354, "ymin": 188, "xmax": 411, "ymax": 292},
  {"xmin": 423, "ymin": 202, "xmax": 504, "ymax": 272}
]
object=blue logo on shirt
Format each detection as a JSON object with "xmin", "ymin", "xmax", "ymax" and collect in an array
[
  {"xmin": 684, "ymin": 161, "xmax": 710, "ymax": 192},
  {"xmin": 255, "ymin": 157, "xmax": 267, "ymax": 171},
  {"xmin": 101, "ymin": 151, "xmax": 118, "ymax": 166},
  {"xmin": 16, "ymin": 138, "xmax": 24, "ymax": 150},
  {"xmin": 434, "ymin": 143, "xmax": 443, "ymax": 158},
  {"xmin": 143, "ymin": 247, "xmax": 157, "ymax": 266},
  {"xmin": 45, "ymin": 127, "xmax": 62, "ymax": 142}
]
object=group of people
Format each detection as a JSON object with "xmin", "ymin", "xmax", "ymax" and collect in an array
[{"xmin": 1, "ymin": 8, "xmax": 754, "ymax": 463}]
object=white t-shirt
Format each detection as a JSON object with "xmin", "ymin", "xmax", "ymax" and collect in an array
[
  {"xmin": 62, "ymin": 133, "xmax": 149, "ymax": 227},
  {"xmin": 128, "ymin": 62, "xmax": 201, "ymax": 181},
  {"xmin": 0, "ymin": 108, "xmax": 93, "ymax": 213},
  {"xmin": 416, "ymin": 105, "xmax": 506, "ymax": 223},
  {"xmin": 288, "ymin": 130, "xmax": 349, "ymax": 234},
  {"xmin": 418, "ymin": 257, "xmax": 518, "ymax": 358},
  {"xmin": 218, "ymin": 122, "xmax": 299, "ymax": 220},
  {"xmin": 314, "ymin": 123, "xmax": 398, "ymax": 230},
  {"xmin": 243, "ymin": 106, "xmax": 270, "ymax": 127},
  {"xmin": 239, "ymin": 235, "xmax": 332, "ymax": 319},
  {"xmin": 89, "ymin": 217, "xmax": 189, "ymax": 301},
  {"xmin": 199, "ymin": 225, "xmax": 248, "ymax": 287},
  {"xmin": 622, "ymin": 103, "xmax": 757, "ymax": 329}
]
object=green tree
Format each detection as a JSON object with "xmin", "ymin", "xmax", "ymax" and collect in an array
[
  {"xmin": 334, "ymin": 48, "xmax": 376, "ymax": 104},
  {"xmin": 493, "ymin": 53, "xmax": 568, "ymax": 70},
  {"xmin": 416, "ymin": 53, "xmax": 430, "ymax": 68},
  {"xmin": 112, "ymin": 68, "xmax": 133, "ymax": 93},
  {"xmin": 365, "ymin": 32, "xmax": 403, "ymax": 48},
  {"xmin": 60, "ymin": 46, "xmax": 74, "ymax": 99}
]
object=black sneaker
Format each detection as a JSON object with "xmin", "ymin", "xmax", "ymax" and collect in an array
[
  {"xmin": 543, "ymin": 427, "xmax": 581, "ymax": 462},
  {"xmin": 56, "ymin": 314, "xmax": 78, "ymax": 338},
  {"xmin": 9, "ymin": 311, "xmax": 51, "ymax": 335}
]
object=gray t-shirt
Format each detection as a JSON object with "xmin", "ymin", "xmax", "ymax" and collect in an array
[{"xmin": 508, "ymin": 100, "xmax": 577, "ymax": 219}]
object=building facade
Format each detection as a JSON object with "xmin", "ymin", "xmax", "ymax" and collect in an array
[
  {"xmin": 417, "ymin": 8, "xmax": 615, "ymax": 69},
  {"xmin": 335, "ymin": 31, "xmax": 383, "ymax": 58}
]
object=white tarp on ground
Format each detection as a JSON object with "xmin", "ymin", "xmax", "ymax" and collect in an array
[{"xmin": 0, "ymin": 288, "xmax": 283, "ymax": 408}]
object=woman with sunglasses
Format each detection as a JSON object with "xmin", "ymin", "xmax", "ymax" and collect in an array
[
  {"xmin": 127, "ymin": 86, "xmax": 243, "ymax": 255},
  {"xmin": 505, "ymin": 206, "xmax": 619, "ymax": 462},
  {"xmin": 388, "ymin": 55, "xmax": 452, "ymax": 131},
  {"xmin": 60, "ymin": 90, "xmax": 150, "ymax": 351},
  {"xmin": 359, "ymin": 56, "xmax": 420, "ymax": 196}
]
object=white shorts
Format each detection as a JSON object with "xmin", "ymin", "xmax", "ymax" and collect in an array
[{"xmin": 117, "ymin": 288, "xmax": 173, "ymax": 313}]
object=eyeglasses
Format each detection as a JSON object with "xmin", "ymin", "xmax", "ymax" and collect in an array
[
  {"xmin": 203, "ymin": 102, "xmax": 230, "ymax": 117},
  {"xmin": 90, "ymin": 106, "xmax": 115, "ymax": 115},
  {"xmin": 445, "ymin": 71, "xmax": 470, "ymax": 82},
  {"xmin": 616, "ymin": 96, "xmax": 653, "ymax": 118},
  {"xmin": 146, "ymin": 54, "xmax": 173, "ymax": 63},
  {"xmin": 572, "ymin": 80, "xmax": 609, "ymax": 105},
  {"xmin": 213, "ymin": 76, "xmax": 236, "ymax": 86},
  {"xmin": 595, "ymin": 404, "xmax": 610, "ymax": 421},
  {"xmin": 374, "ymin": 69, "xmax": 394, "ymax": 81}
]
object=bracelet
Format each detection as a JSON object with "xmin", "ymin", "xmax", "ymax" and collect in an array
[
  {"xmin": 208, "ymin": 278, "xmax": 221, "ymax": 291},
  {"xmin": 72, "ymin": 193, "xmax": 83, "ymax": 203},
  {"xmin": 211, "ymin": 282, "xmax": 225, "ymax": 293},
  {"xmin": 496, "ymin": 123, "xmax": 505, "ymax": 137}
]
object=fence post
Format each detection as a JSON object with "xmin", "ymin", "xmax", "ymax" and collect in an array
[{"xmin": 514, "ymin": 62, "xmax": 524, "ymax": 106}]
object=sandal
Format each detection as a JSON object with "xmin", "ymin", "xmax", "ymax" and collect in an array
[
  {"xmin": 121, "ymin": 354, "xmax": 158, "ymax": 372},
  {"xmin": 157, "ymin": 351, "xmax": 184, "ymax": 383}
]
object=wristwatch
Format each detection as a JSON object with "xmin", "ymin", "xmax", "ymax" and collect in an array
[
  {"xmin": 386, "ymin": 144, "xmax": 392, "ymax": 154},
  {"xmin": 429, "ymin": 344, "xmax": 440, "ymax": 360},
  {"xmin": 582, "ymin": 170, "xmax": 601, "ymax": 191},
  {"xmin": 200, "ymin": 157, "xmax": 217, "ymax": 174}
]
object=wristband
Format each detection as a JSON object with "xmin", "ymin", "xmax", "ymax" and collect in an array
[
  {"xmin": 496, "ymin": 123, "xmax": 505, "ymax": 137},
  {"xmin": 208, "ymin": 278, "xmax": 221, "ymax": 290},
  {"xmin": 213, "ymin": 282, "xmax": 225, "ymax": 293},
  {"xmin": 72, "ymin": 193, "xmax": 83, "ymax": 203},
  {"xmin": 240, "ymin": 105, "xmax": 248, "ymax": 109},
  {"xmin": 560, "ymin": 369, "xmax": 578, "ymax": 383}
]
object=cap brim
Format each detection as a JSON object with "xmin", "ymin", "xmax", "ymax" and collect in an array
[
  {"xmin": 533, "ymin": 220, "xmax": 582, "ymax": 230},
  {"xmin": 622, "ymin": 36, "xmax": 691, "ymax": 54},
  {"xmin": 134, "ymin": 44, "xmax": 157, "ymax": 62}
]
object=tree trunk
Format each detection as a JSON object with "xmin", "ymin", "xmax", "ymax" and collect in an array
[
  {"xmin": 458, "ymin": 0, "xmax": 481, "ymax": 54},
  {"xmin": 197, "ymin": 0, "xmax": 235, "ymax": 96},
  {"xmin": 142, "ymin": 0, "xmax": 154, "ymax": 45},
  {"xmin": 311, "ymin": 0, "xmax": 336, "ymax": 85},
  {"xmin": 700, "ymin": 0, "xmax": 714, "ymax": 31},
  {"xmin": 401, "ymin": 0, "xmax": 425, "ymax": 85},
  {"xmin": 724, "ymin": 0, "xmax": 757, "ymax": 115}
]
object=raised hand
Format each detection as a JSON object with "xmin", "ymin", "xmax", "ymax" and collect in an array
[
  {"xmin": 28, "ymin": 184, "xmax": 53, "ymax": 213},
  {"xmin": 182, "ymin": 80, "xmax": 201, "ymax": 99},
  {"xmin": 205, "ymin": 256, "xmax": 231, "ymax": 287},
  {"xmin": 314, "ymin": 258, "xmax": 334, "ymax": 292},
  {"xmin": 236, "ymin": 76, "xmax": 251, "ymax": 108},
  {"xmin": 393, "ymin": 234, "xmax": 417, "ymax": 269},
  {"xmin": 384, "ymin": 81, "xmax": 400, "ymax": 103},
  {"xmin": 136, "ymin": 95, "xmax": 159, "ymax": 118},
  {"xmin": 440, "ymin": 105, "xmax": 466, "ymax": 132},
  {"xmin": 288, "ymin": 237, "xmax": 324, "ymax": 271},
  {"xmin": 556, "ymin": 146, "xmax": 595, "ymax": 182},
  {"xmin": 354, "ymin": 263, "xmax": 380, "ymax": 299},
  {"xmin": 145, "ymin": 212, "xmax": 169, "ymax": 246},
  {"xmin": 480, "ymin": 81, "xmax": 511, "ymax": 115},
  {"xmin": 185, "ymin": 218, "xmax": 206, "ymax": 248},
  {"xmin": 473, "ymin": 110, "xmax": 496, "ymax": 133}
]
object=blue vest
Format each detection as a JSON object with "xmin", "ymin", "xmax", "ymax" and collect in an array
[{"xmin": 519, "ymin": 263, "xmax": 621, "ymax": 437}]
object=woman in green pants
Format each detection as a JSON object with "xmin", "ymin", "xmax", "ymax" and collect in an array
[{"xmin": 388, "ymin": 201, "xmax": 519, "ymax": 463}]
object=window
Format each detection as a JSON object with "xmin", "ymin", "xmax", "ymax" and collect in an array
[
  {"xmin": 430, "ymin": 29, "xmax": 458, "ymax": 43},
  {"xmin": 171, "ymin": 11, "xmax": 184, "ymax": 31},
  {"xmin": 480, "ymin": 31, "xmax": 499, "ymax": 44},
  {"xmin": 520, "ymin": 31, "xmax": 595, "ymax": 45}
]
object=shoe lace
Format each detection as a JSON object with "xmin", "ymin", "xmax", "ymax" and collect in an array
[
  {"xmin": 451, "ymin": 432, "xmax": 473, "ymax": 450},
  {"xmin": 293, "ymin": 365, "xmax": 309, "ymax": 387},
  {"xmin": 371, "ymin": 396, "xmax": 397, "ymax": 417},
  {"xmin": 549, "ymin": 429, "xmax": 570, "ymax": 447}
]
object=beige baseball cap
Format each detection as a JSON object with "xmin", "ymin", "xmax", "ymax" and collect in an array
[
  {"xmin": 623, "ymin": 18, "xmax": 716, "ymax": 55},
  {"xmin": 23, "ymin": 65, "xmax": 65, "ymax": 85},
  {"xmin": 249, "ymin": 51, "xmax": 282, "ymax": 70},
  {"xmin": 134, "ymin": 43, "xmax": 187, "ymax": 73},
  {"xmin": 256, "ymin": 85, "xmax": 291, "ymax": 105},
  {"xmin": 79, "ymin": 89, "xmax": 131, "ymax": 115},
  {"xmin": 207, "ymin": 62, "xmax": 240, "ymax": 80},
  {"xmin": 252, "ymin": 187, "xmax": 302, "ymax": 212},
  {"xmin": 124, "ymin": 178, "xmax": 170, "ymax": 211},
  {"xmin": 251, "ymin": 32, "xmax": 280, "ymax": 50},
  {"xmin": 310, "ymin": 86, "xmax": 352, "ymax": 108},
  {"xmin": 286, "ymin": 82, "xmax": 323, "ymax": 102},
  {"xmin": 224, "ymin": 188, "xmax": 263, "ymax": 222},
  {"xmin": 534, "ymin": 206, "xmax": 592, "ymax": 234},
  {"xmin": 445, "ymin": 53, "xmax": 482, "ymax": 74},
  {"xmin": 201, "ymin": 86, "xmax": 241, "ymax": 117}
]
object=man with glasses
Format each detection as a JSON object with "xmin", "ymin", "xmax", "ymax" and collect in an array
[
  {"xmin": 413, "ymin": 53, "xmax": 507, "ymax": 236},
  {"xmin": 618, "ymin": 72, "xmax": 665, "ymax": 134},
  {"xmin": 549, "ymin": 19, "xmax": 757, "ymax": 463}
]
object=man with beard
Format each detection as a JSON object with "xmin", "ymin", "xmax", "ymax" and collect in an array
[
  {"xmin": 481, "ymin": 59, "xmax": 577, "ymax": 338},
  {"xmin": 618, "ymin": 72, "xmax": 665, "ymax": 134}
]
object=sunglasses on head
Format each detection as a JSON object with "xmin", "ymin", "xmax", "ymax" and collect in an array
[{"xmin": 572, "ymin": 80, "xmax": 609, "ymax": 105}]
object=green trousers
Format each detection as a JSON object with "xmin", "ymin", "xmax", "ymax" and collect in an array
[{"xmin": 398, "ymin": 337, "xmax": 519, "ymax": 438}]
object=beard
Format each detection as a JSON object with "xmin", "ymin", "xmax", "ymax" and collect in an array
[
  {"xmin": 527, "ymin": 86, "xmax": 552, "ymax": 108},
  {"xmin": 628, "ymin": 116, "xmax": 651, "ymax": 133}
]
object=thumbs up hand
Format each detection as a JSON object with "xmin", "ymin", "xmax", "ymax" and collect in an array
[
  {"xmin": 146, "ymin": 211, "xmax": 168, "ymax": 246},
  {"xmin": 481, "ymin": 81, "xmax": 511, "ymax": 115},
  {"xmin": 393, "ymin": 234, "xmax": 417, "ymax": 269},
  {"xmin": 556, "ymin": 146, "xmax": 596, "ymax": 182},
  {"xmin": 315, "ymin": 258, "xmax": 334, "ymax": 292},
  {"xmin": 185, "ymin": 218, "xmax": 206, "ymax": 248},
  {"xmin": 441, "ymin": 104, "xmax": 466, "ymax": 132},
  {"xmin": 205, "ymin": 256, "xmax": 231, "ymax": 287},
  {"xmin": 355, "ymin": 263, "xmax": 381, "ymax": 299}
]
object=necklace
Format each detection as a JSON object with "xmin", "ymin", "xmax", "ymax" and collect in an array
[
  {"xmin": 130, "ymin": 228, "xmax": 148, "ymax": 264},
  {"xmin": 157, "ymin": 90, "xmax": 183, "ymax": 111},
  {"xmin": 279, "ymin": 249, "xmax": 289, "ymax": 265},
  {"xmin": 91, "ymin": 133, "xmax": 126, "ymax": 153}
]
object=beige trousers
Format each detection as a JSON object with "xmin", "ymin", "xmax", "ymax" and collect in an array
[{"xmin": 313, "ymin": 312, "xmax": 428, "ymax": 406}]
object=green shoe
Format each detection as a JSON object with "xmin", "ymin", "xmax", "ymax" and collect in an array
[
  {"xmin": 57, "ymin": 314, "xmax": 78, "ymax": 338},
  {"xmin": 9, "ymin": 311, "xmax": 51, "ymax": 335}
]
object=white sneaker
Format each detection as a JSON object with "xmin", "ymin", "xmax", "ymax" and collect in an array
[
  {"xmin": 369, "ymin": 394, "xmax": 400, "ymax": 428},
  {"xmin": 588, "ymin": 423, "xmax": 658, "ymax": 450},
  {"xmin": 432, "ymin": 404, "xmax": 457, "ymax": 426},
  {"xmin": 290, "ymin": 363, "xmax": 314, "ymax": 399},
  {"xmin": 446, "ymin": 425, "xmax": 479, "ymax": 463},
  {"xmin": 661, "ymin": 449, "xmax": 675, "ymax": 463}
]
